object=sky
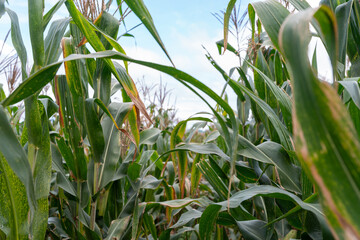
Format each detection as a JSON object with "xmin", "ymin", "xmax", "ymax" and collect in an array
[{"xmin": 0, "ymin": 0, "xmax": 325, "ymax": 120}]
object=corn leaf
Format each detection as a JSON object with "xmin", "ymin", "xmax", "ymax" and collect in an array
[
  {"xmin": 249, "ymin": 0, "xmax": 290, "ymax": 51},
  {"xmin": 280, "ymin": 6, "xmax": 360, "ymax": 238},
  {"xmin": 0, "ymin": 153, "xmax": 29, "ymax": 240},
  {"xmin": 6, "ymin": 8, "xmax": 28, "ymax": 78},
  {"xmin": 29, "ymin": 0, "xmax": 44, "ymax": 67},
  {"xmin": 0, "ymin": 0, "xmax": 4, "ymax": 18},
  {"xmin": 335, "ymin": 0, "xmax": 353, "ymax": 77},
  {"xmin": 217, "ymin": 185, "xmax": 324, "ymax": 221},
  {"xmin": 199, "ymin": 205, "xmax": 222, "ymax": 240},
  {"xmin": 0, "ymin": 106, "xmax": 36, "ymax": 211},
  {"xmin": 98, "ymin": 102, "xmax": 133, "ymax": 190},
  {"xmin": 44, "ymin": 18, "xmax": 70, "ymax": 65},
  {"xmin": 85, "ymin": 99, "xmax": 105, "ymax": 162},
  {"xmin": 223, "ymin": 0, "xmax": 237, "ymax": 53},
  {"xmin": 42, "ymin": 0, "xmax": 66, "ymax": 30},
  {"xmin": 123, "ymin": 0, "xmax": 173, "ymax": 65}
]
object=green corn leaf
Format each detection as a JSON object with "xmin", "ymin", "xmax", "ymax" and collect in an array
[
  {"xmin": 170, "ymin": 117, "xmax": 212, "ymax": 189},
  {"xmin": 236, "ymin": 220, "xmax": 269, "ymax": 240},
  {"xmin": 140, "ymin": 174, "xmax": 162, "ymax": 189},
  {"xmin": 98, "ymin": 102, "xmax": 133, "ymax": 190},
  {"xmin": 197, "ymin": 160, "xmax": 228, "ymax": 200},
  {"xmin": 171, "ymin": 209, "xmax": 202, "ymax": 229},
  {"xmin": 247, "ymin": 61, "xmax": 292, "ymax": 130},
  {"xmin": 38, "ymin": 96, "xmax": 58, "ymax": 117},
  {"xmin": 2, "ymin": 61, "xmax": 60, "ymax": 107},
  {"xmin": 0, "ymin": 153, "xmax": 29, "ymax": 240},
  {"xmin": 335, "ymin": 0, "xmax": 353, "ymax": 78},
  {"xmin": 42, "ymin": 0, "xmax": 66, "ymax": 30},
  {"xmin": 230, "ymin": 79, "xmax": 292, "ymax": 150},
  {"xmin": 93, "ymin": 11, "xmax": 119, "ymax": 106},
  {"xmin": 131, "ymin": 198, "xmax": 142, "ymax": 240},
  {"xmin": 280, "ymin": 6, "xmax": 360, "ymax": 238},
  {"xmin": 143, "ymin": 213, "xmax": 157, "ymax": 239},
  {"xmin": 199, "ymin": 205, "xmax": 222, "ymax": 240},
  {"xmin": 249, "ymin": 0, "xmax": 290, "ymax": 51},
  {"xmin": 140, "ymin": 128, "xmax": 161, "ymax": 146},
  {"xmin": 51, "ymin": 143, "xmax": 77, "ymax": 197},
  {"xmin": 312, "ymin": 44, "xmax": 318, "ymax": 74},
  {"xmin": 29, "ymin": 0, "xmax": 45, "ymax": 67},
  {"xmin": 217, "ymin": 185, "xmax": 324, "ymax": 221},
  {"xmin": 176, "ymin": 143, "xmax": 230, "ymax": 161},
  {"xmin": 254, "ymin": 50, "xmax": 276, "ymax": 107},
  {"xmin": 0, "ymin": 0, "xmax": 5, "ymax": 18},
  {"xmin": 216, "ymin": 40, "xmax": 239, "ymax": 56},
  {"xmin": 274, "ymin": 51, "xmax": 285, "ymax": 86},
  {"xmin": 123, "ymin": 0, "xmax": 173, "ymax": 65},
  {"xmin": 152, "ymin": 197, "xmax": 211, "ymax": 209},
  {"xmin": 0, "ymin": 106, "xmax": 36, "ymax": 211},
  {"xmin": 190, "ymin": 153, "xmax": 202, "ymax": 197},
  {"xmin": 6, "ymin": 8, "xmax": 28, "ymax": 79},
  {"xmin": 338, "ymin": 79, "xmax": 360, "ymax": 109},
  {"xmin": 288, "ymin": 0, "xmax": 311, "ymax": 10},
  {"xmin": 85, "ymin": 99, "xmax": 105, "ymax": 162},
  {"xmin": 223, "ymin": 0, "xmax": 237, "ymax": 53},
  {"xmin": 29, "ymin": 100, "xmax": 51, "ymax": 239},
  {"xmin": 44, "ymin": 18, "xmax": 70, "ymax": 65},
  {"xmin": 55, "ymin": 75, "xmax": 87, "ymax": 180},
  {"xmin": 61, "ymin": 37, "xmax": 85, "ymax": 123}
]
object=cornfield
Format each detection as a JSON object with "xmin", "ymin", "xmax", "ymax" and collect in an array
[{"xmin": 0, "ymin": 0, "xmax": 360, "ymax": 239}]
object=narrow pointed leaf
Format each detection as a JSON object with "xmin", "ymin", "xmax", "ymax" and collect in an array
[
  {"xmin": 217, "ymin": 185, "xmax": 324, "ymax": 221},
  {"xmin": 199, "ymin": 205, "xmax": 222, "ymax": 240},
  {"xmin": 339, "ymin": 79, "xmax": 360, "ymax": 109},
  {"xmin": 85, "ymin": 99, "xmax": 105, "ymax": 162},
  {"xmin": 249, "ymin": 0, "xmax": 290, "ymax": 51},
  {"xmin": 223, "ymin": 0, "xmax": 237, "ymax": 53},
  {"xmin": 98, "ymin": 102, "xmax": 133, "ymax": 190},
  {"xmin": 29, "ymin": 0, "xmax": 45, "ymax": 67},
  {"xmin": 176, "ymin": 143, "xmax": 230, "ymax": 160},
  {"xmin": 336, "ymin": 0, "xmax": 353, "ymax": 77},
  {"xmin": 236, "ymin": 220, "xmax": 268, "ymax": 240},
  {"xmin": 51, "ymin": 143, "xmax": 77, "ymax": 197},
  {"xmin": 0, "ymin": 0, "xmax": 4, "ymax": 18},
  {"xmin": 44, "ymin": 18, "xmax": 70, "ymax": 65},
  {"xmin": 140, "ymin": 128, "xmax": 161, "ymax": 146},
  {"xmin": 280, "ymin": 6, "xmax": 360, "ymax": 238},
  {"xmin": 43, "ymin": 0, "xmax": 66, "ymax": 30},
  {"xmin": 288, "ymin": 0, "xmax": 311, "ymax": 10},
  {"xmin": 105, "ymin": 216, "xmax": 131, "ymax": 240},
  {"xmin": 0, "ymin": 153, "xmax": 29, "ymax": 239},
  {"xmin": 0, "ymin": 106, "xmax": 36, "ymax": 211},
  {"xmin": 6, "ymin": 8, "xmax": 27, "ymax": 78},
  {"xmin": 123, "ymin": 0, "xmax": 173, "ymax": 65}
]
